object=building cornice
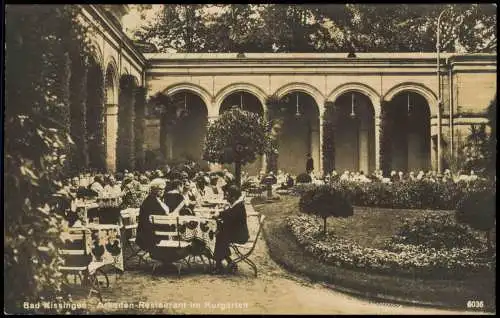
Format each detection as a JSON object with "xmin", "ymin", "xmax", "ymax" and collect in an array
[
  {"xmin": 145, "ymin": 53, "xmax": 496, "ymax": 75},
  {"xmin": 84, "ymin": 5, "xmax": 147, "ymax": 68}
]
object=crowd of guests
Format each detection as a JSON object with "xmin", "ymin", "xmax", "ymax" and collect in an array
[
  {"xmin": 241, "ymin": 168, "xmax": 487, "ymax": 190},
  {"xmin": 58, "ymin": 162, "xmax": 249, "ymax": 274},
  {"xmin": 323, "ymin": 168, "xmax": 486, "ymax": 185}
]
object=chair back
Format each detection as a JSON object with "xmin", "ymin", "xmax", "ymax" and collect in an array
[
  {"xmin": 149, "ymin": 215, "xmax": 184, "ymax": 248},
  {"xmin": 238, "ymin": 214, "xmax": 265, "ymax": 255},
  {"xmin": 59, "ymin": 227, "xmax": 92, "ymax": 270},
  {"xmin": 252, "ymin": 214, "xmax": 265, "ymax": 244},
  {"xmin": 120, "ymin": 208, "xmax": 140, "ymax": 240}
]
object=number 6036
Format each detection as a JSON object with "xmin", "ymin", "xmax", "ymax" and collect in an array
[{"xmin": 466, "ymin": 300, "xmax": 484, "ymax": 308}]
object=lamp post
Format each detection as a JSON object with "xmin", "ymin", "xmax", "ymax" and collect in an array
[{"xmin": 436, "ymin": 7, "xmax": 451, "ymax": 173}]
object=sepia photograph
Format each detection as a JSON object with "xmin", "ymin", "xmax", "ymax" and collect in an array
[{"xmin": 3, "ymin": 3, "xmax": 496, "ymax": 315}]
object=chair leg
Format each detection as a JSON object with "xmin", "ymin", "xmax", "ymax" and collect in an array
[
  {"xmin": 85, "ymin": 272, "xmax": 103, "ymax": 302},
  {"xmin": 245, "ymin": 258, "xmax": 258, "ymax": 277}
]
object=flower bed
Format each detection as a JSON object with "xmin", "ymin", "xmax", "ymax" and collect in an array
[{"xmin": 286, "ymin": 214, "xmax": 495, "ymax": 278}]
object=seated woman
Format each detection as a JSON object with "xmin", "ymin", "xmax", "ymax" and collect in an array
[
  {"xmin": 136, "ymin": 178, "xmax": 170, "ymax": 247},
  {"xmin": 213, "ymin": 185, "xmax": 249, "ymax": 274},
  {"xmin": 182, "ymin": 180, "xmax": 198, "ymax": 211},
  {"xmin": 136, "ymin": 178, "xmax": 191, "ymax": 268},
  {"xmin": 89, "ymin": 175, "xmax": 105, "ymax": 196},
  {"xmin": 164, "ymin": 179, "xmax": 194, "ymax": 216}
]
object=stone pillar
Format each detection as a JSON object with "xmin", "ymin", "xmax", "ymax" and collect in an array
[
  {"xmin": 261, "ymin": 110, "xmax": 268, "ymax": 174},
  {"xmin": 117, "ymin": 76, "xmax": 136, "ymax": 172},
  {"xmin": 319, "ymin": 113, "xmax": 324, "ymax": 176},
  {"xmin": 374, "ymin": 115, "xmax": 381, "ymax": 171},
  {"xmin": 105, "ymin": 103, "xmax": 118, "ymax": 172},
  {"xmin": 430, "ymin": 117, "xmax": 438, "ymax": 171},
  {"xmin": 359, "ymin": 128, "xmax": 369, "ymax": 173}
]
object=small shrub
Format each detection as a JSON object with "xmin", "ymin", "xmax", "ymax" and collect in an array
[
  {"xmin": 291, "ymin": 183, "xmax": 317, "ymax": 196},
  {"xmin": 299, "ymin": 185, "xmax": 353, "ymax": 235},
  {"xmin": 456, "ymin": 190, "xmax": 496, "ymax": 254},
  {"xmin": 296, "ymin": 173, "xmax": 312, "ymax": 184}
]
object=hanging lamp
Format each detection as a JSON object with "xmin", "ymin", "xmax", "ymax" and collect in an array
[
  {"xmin": 295, "ymin": 92, "xmax": 301, "ymax": 118},
  {"xmin": 407, "ymin": 92, "xmax": 411, "ymax": 116},
  {"xmin": 350, "ymin": 92, "xmax": 356, "ymax": 119}
]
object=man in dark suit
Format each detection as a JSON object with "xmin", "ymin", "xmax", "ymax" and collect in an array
[
  {"xmin": 213, "ymin": 185, "xmax": 249, "ymax": 273},
  {"xmin": 136, "ymin": 178, "xmax": 170, "ymax": 252},
  {"xmin": 306, "ymin": 153, "xmax": 314, "ymax": 174}
]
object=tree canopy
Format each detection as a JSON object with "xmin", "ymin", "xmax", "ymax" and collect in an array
[
  {"xmin": 203, "ymin": 107, "xmax": 275, "ymax": 185},
  {"xmin": 132, "ymin": 4, "xmax": 496, "ymax": 53},
  {"xmin": 5, "ymin": 4, "xmax": 93, "ymax": 313}
]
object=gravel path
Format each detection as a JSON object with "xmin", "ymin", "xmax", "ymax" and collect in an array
[{"xmin": 82, "ymin": 202, "xmax": 482, "ymax": 315}]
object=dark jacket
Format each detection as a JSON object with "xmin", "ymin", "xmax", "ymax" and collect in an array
[
  {"xmin": 136, "ymin": 194, "xmax": 169, "ymax": 252},
  {"xmin": 218, "ymin": 199, "xmax": 249, "ymax": 244},
  {"xmin": 163, "ymin": 191, "xmax": 184, "ymax": 212},
  {"xmin": 306, "ymin": 157, "xmax": 314, "ymax": 173}
]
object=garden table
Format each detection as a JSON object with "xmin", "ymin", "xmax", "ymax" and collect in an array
[
  {"xmin": 85, "ymin": 224, "xmax": 124, "ymax": 274},
  {"xmin": 177, "ymin": 215, "xmax": 219, "ymax": 257}
]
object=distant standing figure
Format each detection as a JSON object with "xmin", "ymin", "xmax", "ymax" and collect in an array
[{"xmin": 306, "ymin": 153, "xmax": 314, "ymax": 174}]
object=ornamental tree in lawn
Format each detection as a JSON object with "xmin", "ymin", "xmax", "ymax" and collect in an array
[
  {"xmin": 455, "ymin": 190, "xmax": 496, "ymax": 255},
  {"xmin": 203, "ymin": 107, "xmax": 274, "ymax": 186},
  {"xmin": 299, "ymin": 185, "xmax": 354, "ymax": 236}
]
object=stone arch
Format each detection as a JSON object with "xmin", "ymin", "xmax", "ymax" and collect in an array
[
  {"xmin": 383, "ymin": 82, "xmax": 438, "ymax": 117},
  {"xmin": 120, "ymin": 73, "xmax": 140, "ymax": 87},
  {"xmin": 104, "ymin": 58, "xmax": 119, "ymax": 105},
  {"xmin": 214, "ymin": 82, "xmax": 267, "ymax": 114},
  {"xmin": 274, "ymin": 82, "xmax": 325, "ymax": 114},
  {"xmin": 163, "ymin": 82, "xmax": 213, "ymax": 115},
  {"xmin": 327, "ymin": 82, "xmax": 380, "ymax": 117},
  {"xmin": 88, "ymin": 38, "xmax": 104, "ymax": 71}
]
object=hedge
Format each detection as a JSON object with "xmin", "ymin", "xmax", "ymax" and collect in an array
[{"xmin": 292, "ymin": 179, "xmax": 495, "ymax": 210}]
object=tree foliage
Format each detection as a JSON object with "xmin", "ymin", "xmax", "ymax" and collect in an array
[
  {"xmin": 299, "ymin": 186, "xmax": 354, "ymax": 235},
  {"xmin": 203, "ymin": 108, "xmax": 275, "ymax": 185},
  {"xmin": 485, "ymin": 96, "xmax": 497, "ymax": 176},
  {"xmin": 5, "ymin": 4, "xmax": 92, "ymax": 313},
  {"xmin": 132, "ymin": 4, "xmax": 496, "ymax": 53},
  {"xmin": 134, "ymin": 4, "xmax": 209, "ymax": 53},
  {"xmin": 455, "ymin": 190, "xmax": 496, "ymax": 254}
]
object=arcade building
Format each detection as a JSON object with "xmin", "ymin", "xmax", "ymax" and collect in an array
[{"xmin": 78, "ymin": 5, "xmax": 497, "ymax": 176}]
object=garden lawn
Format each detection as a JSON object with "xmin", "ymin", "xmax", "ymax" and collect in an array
[
  {"xmin": 253, "ymin": 195, "xmax": 496, "ymax": 312},
  {"xmin": 324, "ymin": 206, "xmax": 492, "ymax": 249}
]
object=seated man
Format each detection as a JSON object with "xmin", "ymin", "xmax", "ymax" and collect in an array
[
  {"xmin": 213, "ymin": 185, "xmax": 249, "ymax": 274},
  {"xmin": 136, "ymin": 178, "xmax": 191, "ymax": 268}
]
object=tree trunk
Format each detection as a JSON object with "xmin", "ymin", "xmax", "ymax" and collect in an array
[
  {"xmin": 323, "ymin": 217, "xmax": 327, "ymax": 236},
  {"xmin": 69, "ymin": 53, "xmax": 88, "ymax": 172},
  {"xmin": 134, "ymin": 86, "xmax": 147, "ymax": 171},
  {"xmin": 235, "ymin": 160, "xmax": 242, "ymax": 187}
]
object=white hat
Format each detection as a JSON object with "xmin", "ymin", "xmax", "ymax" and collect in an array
[{"xmin": 149, "ymin": 178, "xmax": 166, "ymax": 190}]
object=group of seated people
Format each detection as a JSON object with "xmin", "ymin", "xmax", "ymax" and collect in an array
[
  {"xmin": 58, "ymin": 163, "xmax": 251, "ymax": 274},
  {"xmin": 135, "ymin": 171, "xmax": 249, "ymax": 274}
]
